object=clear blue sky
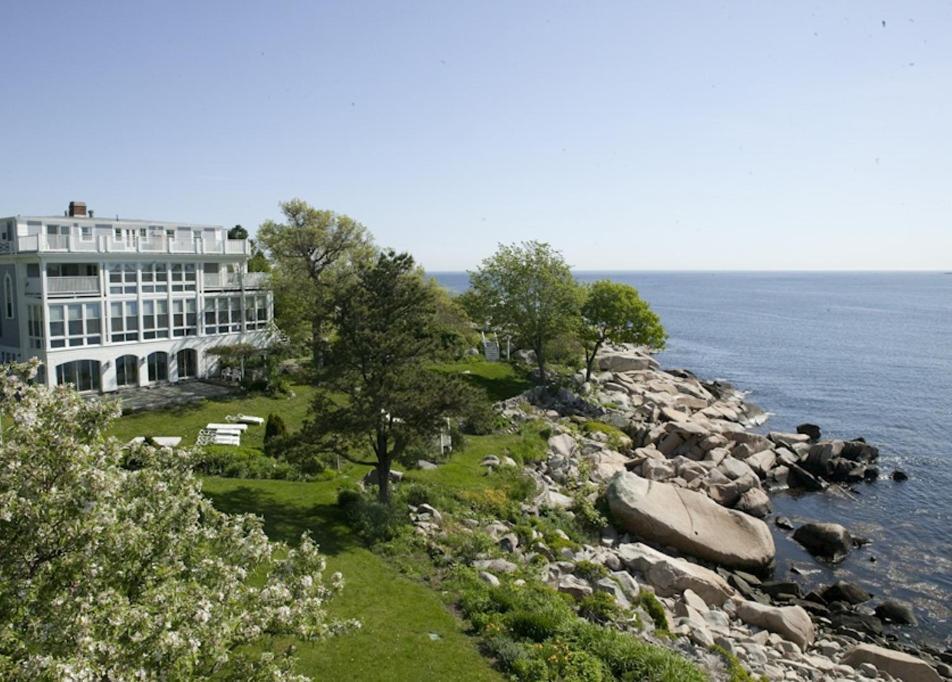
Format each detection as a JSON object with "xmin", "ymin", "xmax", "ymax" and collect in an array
[{"xmin": 2, "ymin": 2, "xmax": 949, "ymax": 270}]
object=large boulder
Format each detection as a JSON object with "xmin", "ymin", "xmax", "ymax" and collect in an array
[
  {"xmin": 842, "ymin": 644, "xmax": 941, "ymax": 682},
  {"xmin": 616, "ymin": 542, "xmax": 734, "ymax": 606},
  {"xmin": 792, "ymin": 522, "xmax": 852, "ymax": 562},
  {"xmin": 597, "ymin": 350, "xmax": 658, "ymax": 372},
  {"xmin": 607, "ymin": 472, "xmax": 775, "ymax": 571},
  {"xmin": 548, "ymin": 433, "xmax": 578, "ymax": 458},
  {"xmin": 875, "ymin": 599, "xmax": 918, "ymax": 625},
  {"xmin": 796, "ymin": 423, "xmax": 822, "ymax": 441},
  {"xmin": 735, "ymin": 600, "xmax": 815, "ymax": 650},
  {"xmin": 820, "ymin": 581, "xmax": 871, "ymax": 605}
]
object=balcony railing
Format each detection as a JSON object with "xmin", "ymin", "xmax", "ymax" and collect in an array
[
  {"xmin": 46, "ymin": 276, "xmax": 101, "ymax": 296},
  {"xmin": 9, "ymin": 233, "xmax": 249, "ymax": 256},
  {"xmin": 203, "ymin": 271, "xmax": 270, "ymax": 290}
]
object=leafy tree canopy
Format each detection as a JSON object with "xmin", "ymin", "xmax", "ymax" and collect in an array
[
  {"xmin": 466, "ymin": 241, "xmax": 581, "ymax": 382},
  {"xmin": 227, "ymin": 224, "xmax": 249, "ymax": 240},
  {"xmin": 306, "ymin": 251, "xmax": 478, "ymax": 501},
  {"xmin": 0, "ymin": 361, "xmax": 352, "ymax": 680},
  {"xmin": 257, "ymin": 199, "xmax": 374, "ymax": 364},
  {"xmin": 579, "ymin": 280, "xmax": 666, "ymax": 380}
]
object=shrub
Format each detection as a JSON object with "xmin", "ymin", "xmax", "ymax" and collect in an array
[
  {"xmin": 345, "ymin": 496, "xmax": 410, "ymax": 544},
  {"xmin": 263, "ymin": 413, "xmax": 287, "ymax": 449},
  {"xmin": 507, "ymin": 423, "xmax": 549, "ymax": 464},
  {"xmin": 403, "ymin": 483, "xmax": 432, "ymax": 507},
  {"xmin": 506, "ymin": 605, "xmax": 572, "ymax": 643},
  {"xmin": 194, "ymin": 445, "xmax": 296, "ymax": 480},
  {"xmin": 337, "ymin": 488, "xmax": 362, "ymax": 510},
  {"xmin": 577, "ymin": 591, "xmax": 621, "ymax": 624},
  {"xmin": 280, "ymin": 440, "xmax": 328, "ymax": 475},
  {"xmin": 573, "ymin": 560, "xmax": 609, "ymax": 582},
  {"xmin": 710, "ymin": 644, "xmax": 769, "ymax": 682},
  {"xmin": 638, "ymin": 590, "xmax": 669, "ymax": 633},
  {"xmin": 572, "ymin": 494, "xmax": 609, "ymax": 535}
]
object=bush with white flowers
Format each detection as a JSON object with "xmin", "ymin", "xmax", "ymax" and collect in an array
[{"xmin": 0, "ymin": 360, "xmax": 354, "ymax": 680}]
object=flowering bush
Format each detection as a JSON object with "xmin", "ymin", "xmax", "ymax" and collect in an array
[{"xmin": 0, "ymin": 360, "xmax": 354, "ymax": 680}]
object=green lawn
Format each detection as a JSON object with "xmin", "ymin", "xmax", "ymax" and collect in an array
[
  {"xmin": 106, "ymin": 384, "xmax": 317, "ymax": 448},
  {"xmin": 433, "ymin": 359, "xmax": 531, "ymax": 402},
  {"xmin": 105, "ymin": 361, "xmax": 532, "ymax": 680},
  {"xmin": 202, "ymin": 474, "xmax": 501, "ymax": 682}
]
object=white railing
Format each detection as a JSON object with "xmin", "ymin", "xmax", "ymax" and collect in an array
[
  {"xmin": 7, "ymin": 231, "xmax": 251, "ymax": 256},
  {"xmin": 47, "ymin": 276, "xmax": 100, "ymax": 295},
  {"xmin": 225, "ymin": 239, "xmax": 247, "ymax": 254},
  {"xmin": 203, "ymin": 272, "xmax": 241, "ymax": 289},
  {"xmin": 242, "ymin": 272, "xmax": 269, "ymax": 289}
]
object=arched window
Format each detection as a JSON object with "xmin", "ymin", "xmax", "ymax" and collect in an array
[
  {"xmin": 3, "ymin": 274, "xmax": 12, "ymax": 319},
  {"xmin": 147, "ymin": 351, "xmax": 168, "ymax": 382},
  {"xmin": 176, "ymin": 348, "xmax": 197, "ymax": 379},
  {"xmin": 55, "ymin": 359, "xmax": 101, "ymax": 392},
  {"xmin": 116, "ymin": 354, "xmax": 139, "ymax": 387}
]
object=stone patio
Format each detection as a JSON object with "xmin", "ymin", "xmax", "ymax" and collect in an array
[{"xmin": 92, "ymin": 380, "xmax": 239, "ymax": 413}]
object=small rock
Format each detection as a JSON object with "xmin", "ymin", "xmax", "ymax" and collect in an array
[
  {"xmin": 557, "ymin": 574, "xmax": 593, "ymax": 599},
  {"xmin": 892, "ymin": 469, "xmax": 909, "ymax": 481},
  {"xmin": 479, "ymin": 571, "xmax": 500, "ymax": 587},
  {"xmin": 792, "ymin": 522, "xmax": 852, "ymax": 562},
  {"xmin": 820, "ymin": 581, "xmax": 871, "ymax": 605},
  {"xmin": 416, "ymin": 460, "xmax": 438, "ymax": 470},
  {"xmin": 874, "ymin": 599, "xmax": 918, "ymax": 625},
  {"xmin": 775, "ymin": 515, "xmax": 795, "ymax": 530},
  {"xmin": 796, "ymin": 423, "xmax": 822, "ymax": 441}
]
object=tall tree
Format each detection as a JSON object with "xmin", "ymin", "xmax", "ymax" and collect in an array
[
  {"xmin": 579, "ymin": 280, "xmax": 666, "ymax": 381},
  {"xmin": 257, "ymin": 199, "xmax": 373, "ymax": 366},
  {"xmin": 247, "ymin": 238, "xmax": 272, "ymax": 273},
  {"xmin": 0, "ymin": 361, "xmax": 349, "ymax": 680},
  {"xmin": 306, "ymin": 251, "xmax": 476, "ymax": 502},
  {"xmin": 467, "ymin": 241, "xmax": 580, "ymax": 383}
]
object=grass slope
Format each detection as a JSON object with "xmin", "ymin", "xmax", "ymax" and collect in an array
[{"xmin": 203, "ymin": 476, "xmax": 501, "ymax": 681}]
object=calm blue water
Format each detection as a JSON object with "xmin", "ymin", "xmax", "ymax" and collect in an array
[{"xmin": 433, "ymin": 271, "xmax": 952, "ymax": 643}]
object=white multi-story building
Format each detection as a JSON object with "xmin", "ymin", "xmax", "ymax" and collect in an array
[{"xmin": 0, "ymin": 201, "xmax": 273, "ymax": 393}]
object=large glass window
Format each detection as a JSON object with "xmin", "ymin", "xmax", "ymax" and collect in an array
[
  {"xmin": 27, "ymin": 305, "xmax": 43, "ymax": 349},
  {"xmin": 203, "ymin": 295, "xmax": 244, "ymax": 334},
  {"xmin": 244, "ymin": 294, "xmax": 269, "ymax": 330},
  {"xmin": 147, "ymin": 351, "xmax": 168, "ymax": 382},
  {"xmin": 56, "ymin": 359, "xmax": 101, "ymax": 392},
  {"xmin": 176, "ymin": 349, "xmax": 197, "ymax": 379},
  {"xmin": 141, "ymin": 263, "xmax": 168, "ymax": 293},
  {"xmin": 171, "ymin": 263, "xmax": 196, "ymax": 292},
  {"xmin": 142, "ymin": 299, "xmax": 170, "ymax": 339},
  {"xmin": 116, "ymin": 354, "xmax": 139, "ymax": 387},
  {"xmin": 108, "ymin": 263, "xmax": 137, "ymax": 295},
  {"xmin": 46, "ymin": 263, "xmax": 97, "ymax": 277},
  {"xmin": 172, "ymin": 298, "xmax": 197, "ymax": 337},
  {"xmin": 48, "ymin": 303, "xmax": 101, "ymax": 348},
  {"xmin": 110, "ymin": 301, "xmax": 139, "ymax": 342}
]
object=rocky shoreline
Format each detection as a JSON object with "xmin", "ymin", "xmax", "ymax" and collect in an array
[{"xmin": 472, "ymin": 345, "xmax": 950, "ymax": 681}]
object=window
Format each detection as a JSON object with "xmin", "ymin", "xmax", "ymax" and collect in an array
[
  {"xmin": 27, "ymin": 263, "xmax": 40, "ymax": 278},
  {"xmin": 47, "ymin": 263, "xmax": 98, "ymax": 277},
  {"xmin": 172, "ymin": 298, "xmax": 197, "ymax": 337},
  {"xmin": 110, "ymin": 301, "xmax": 139, "ymax": 342},
  {"xmin": 141, "ymin": 263, "xmax": 168, "ymax": 293},
  {"xmin": 3, "ymin": 274, "xmax": 12, "ymax": 318},
  {"xmin": 148, "ymin": 351, "xmax": 168, "ymax": 382},
  {"xmin": 80, "ymin": 226, "xmax": 93, "ymax": 240},
  {"xmin": 176, "ymin": 349, "xmax": 197, "ymax": 379},
  {"xmin": 203, "ymin": 295, "xmax": 244, "ymax": 334},
  {"xmin": 109, "ymin": 263, "xmax": 137, "ymax": 295},
  {"xmin": 116, "ymin": 354, "xmax": 139, "ymax": 387},
  {"xmin": 27, "ymin": 305, "xmax": 43, "ymax": 349},
  {"xmin": 56, "ymin": 359, "xmax": 101, "ymax": 392},
  {"xmin": 170, "ymin": 263, "xmax": 196, "ymax": 292},
  {"xmin": 48, "ymin": 302, "xmax": 101, "ymax": 348},
  {"xmin": 244, "ymin": 294, "xmax": 269, "ymax": 330},
  {"xmin": 142, "ymin": 299, "xmax": 170, "ymax": 339}
]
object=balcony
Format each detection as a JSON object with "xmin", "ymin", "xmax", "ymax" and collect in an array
[
  {"xmin": 41, "ymin": 276, "xmax": 101, "ymax": 297},
  {"xmin": 203, "ymin": 271, "xmax": 270, "ymax": 290},
  {"xmin": 9, "ymin": 233, "xmax": 249, "ymax": 256}
]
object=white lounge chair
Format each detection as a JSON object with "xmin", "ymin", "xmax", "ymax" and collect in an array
[{"xmin": 206, "ymin": 422, "xmax": 248, "ymax": 432}]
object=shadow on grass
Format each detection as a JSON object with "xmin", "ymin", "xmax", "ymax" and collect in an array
[
  {"xmin": 453, "ymin": 369, "xmax": 533, "ymax": 402},
  {"xmin": 205, "ymin": 485, "xmax": 360, "ymax": 556}
]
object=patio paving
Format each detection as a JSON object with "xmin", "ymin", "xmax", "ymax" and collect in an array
[{"xmin": 95, "ymin": 380, "xmax": 240, "ymax": 413}]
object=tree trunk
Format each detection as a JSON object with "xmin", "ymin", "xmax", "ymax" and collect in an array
[
  {"xmin": 311, "ymin": 316, "xmax": 324, "ymax": 369},
  {"xmin": 376, "ymin": 460, "xmax": 391, "ymax": 503},
  {"xmin": 535, "ymin": 344, "xmax": 547, "ymax": 385},
  {"xmin": 584, "ymin": 340, "xmax": 601, "ymax": 383},
  {"xmin": 375, "ymin": 429, "xmax": 391, "ymax": 503}
]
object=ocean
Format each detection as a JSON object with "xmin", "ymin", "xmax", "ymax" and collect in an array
[{"xmin": 432, "ymin": 271, "xmax": 952, "ymax": 644}]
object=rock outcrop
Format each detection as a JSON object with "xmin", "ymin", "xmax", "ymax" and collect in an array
[
  {"xmin": 607, "ymin": 472, "xmax": 775, "ymax": 571},
  {"xmin": 734, "ymin": 600, "xmax": 816, "ymax": 650},
  {"xmin": 842, "ymin": 643, "xmax": 942, "ymax": 682},
  {"xmin": 616, "ymin": 542, "xmax": 734, "ymax": 606}
]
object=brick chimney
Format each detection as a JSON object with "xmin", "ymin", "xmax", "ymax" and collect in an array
[{"xmin": 68, "ymin": 201, "xmax": 87, "ymax": 217}]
